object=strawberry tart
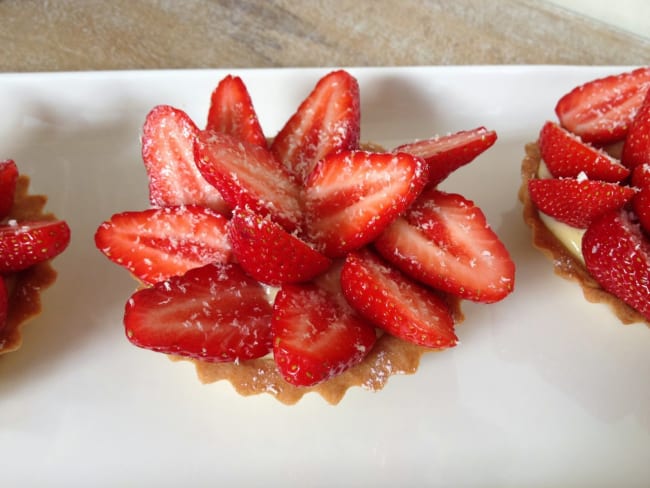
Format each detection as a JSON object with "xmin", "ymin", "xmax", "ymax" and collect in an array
[
  {"xmin": 95, "ymin": 70, "xmax": 515, "ymax": 404},
  {"xmin": 1, "ymin": 159, "xmax": 71, "ymax": 354},
  {"xmin": 520, "ymin": 66, "xmax": 650, "ymax": 326}
]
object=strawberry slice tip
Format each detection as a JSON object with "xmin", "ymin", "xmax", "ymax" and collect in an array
[
  {"xmin": 95, "ymin": 205, "xmax": 232, "ymax": 285},
  {"xmin": 0, "ymin": 220, "xmax": 71, "ymax": 273},
  {"xmin": 302, "ymin": 150, "xmax": 428, "ymax": 257},
  {"xmin": 394, "ymin": 127, "xmax": 497, "ymax": 187},
  {"xmin": 206, "ymin": 74, "xmax": 267, "ymax": 148},
  {"xmin": 528, "ymin": 177, "xmax": 637, "ymax": 229},
  {"xmin": 0, "ymin": 159, "xmax": 19, "ymax": 220},
  {"xmin": 538, "ymin": 121, "xmax": 629, "ymax": 182},
  {"xmin": 142, "ymin": 105, "xmax": 228, "ymax": 213},
  {"xmin": 228, "ymin": 206, "xmax": 331, "ymax": 285},
  {"xmin": 582, "ymin": 209, "xmax": 650, "ymax": 321},
  {"xmin": 555, "ymin": 66, "xmax": 650, "ymax": 145},
  {"xmin": 124, "ymin": 262, "xmax": 274, "ymax": 362},
  {"xmin": 272, "ymin": 282, "xmax": 376, "ymax": 387},
  {"xmin": 374, "ymin": 188, "xmax": 515, "ymax": 303},
  {"xmin": 341, "ymin": 249, "xmax": 457, "ymax": 349},
  {"xmin": 270, "ymin": 69, "xmax": 360, "ymax": 185}
]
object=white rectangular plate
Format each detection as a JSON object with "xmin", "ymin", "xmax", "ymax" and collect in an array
[{"xmin": 0, "ymin": 66, "xmax": 647, "ymax": 486}]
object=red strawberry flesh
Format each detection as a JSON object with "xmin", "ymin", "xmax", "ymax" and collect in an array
[
  {"xmin": 95, "ymin": 205, "xmax": 232, "ymax": 285},
  {"xmin": 272, "ymin": 282, "xmax": 376, "ymax": 387},
  {"xmin": 621, "ymin": 87, "xmax": 650, "ymax": 169},
  {"xmin": 582, "ymin": 209, "xmax": 650, "ymax": 321},
  {"xmin": 124, "ymin": 262, "xmax": 273, "ymax": 362},
  {"xmin": 0, "ymin": 220, "xmax": 71, "ymax": 273},
  {"xmin": 0, "ymin": 159, "xmax": 19, "ymax": 220},
  {"xmin": 341, "ymin": 249, "xmax": 457, "ymax": 349},
  {"xmin": 375, "ymin": 188, "xmax": 515, "ymax": 303},
  {"xmin": 271, "ymin": 69, "xmax": 360, "ymax": 185}
]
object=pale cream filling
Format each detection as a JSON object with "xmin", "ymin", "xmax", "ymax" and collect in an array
[{"xmin": 536, "ymin": 160, "xmax": 586, "ymax": 265}]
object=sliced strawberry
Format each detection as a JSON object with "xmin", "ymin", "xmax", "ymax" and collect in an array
[
  {"xmin": 124, "ymin": 262, "xmax": 273, "ymax": 362},
  {"xmin": 341, "ymin": 249, "xmax": 457, "ymax": 349},
  {"xmin": 228, "ymin": 206, "xmax": 331, "ymax": 285},
  {"xmin": 142, "ymin": 105, "xmax": 227, "ymax": 213},
  {"xmin": 555, "ymin": 67, "xmax": 650, "ymax": 144},
  {"xmin": 394, "ymin": 127, "xmax": 497, "ymax": 186},
  {"xmin": 528, "ymin": 177, "xmax": 636, "ymax": 229},
  {"xmin": 632, "ymin": 186, "xmax": 650, "ymax": 235},
  {"xmin": 270, "ymin": 70, "xmax": 360, "ymax": 184},
  {"xmin": 374, "ymin": 188, "xmax": 515, "ymax": 303},
  {"xmin": 538, "ymin": 121, "xmax": 629, "ymax": 182},
  {"xmin": 622, "ymin": 87, "xmax": 650, "ymax": 169},
  {"xmin": 582, "ymin": 209, "xmax": 650, "ymax": 321},
  {"xmin": 0, "ymin": 220, "xmax": 70, "ymax": 273},
  {"xmin": 194, "ymin": 130, "xmax": 302, "ymax": 231},
  {"xmin": 95, "ymin": 205, "xmax": 231, "ymax": 285},
  {"xmin": 631, "ymin": 163, "xmax": 650, "ymax": 189},
  {"xmin": 302, "ymin": 150, "xmax": 428, "ymax": 257},
  {"xmin": 0, "ymin": 276, "xmax": 7, "ymax": 333},
  {"xmin": 206, "ymin": 75, "xmax": 267, "ymax": 148},
  {"xmin": 271, "ymin": 282, "xmax": 376, "ymax": 387},
  {"xmin": 0, "ymin": 159, "xmax": 19, "ymax": 220}
]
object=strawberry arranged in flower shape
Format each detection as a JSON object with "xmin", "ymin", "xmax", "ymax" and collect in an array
[
  {"xmin": 0, "ymin": 159, "xmax": 71, "ymax": 340},
  {"xmin": 527, "ymin": 66, "xmax": 650, "ymax": 324},
  {"xmin": 96, "ymin": 70, "xmax": 514, "ymax": 394}
]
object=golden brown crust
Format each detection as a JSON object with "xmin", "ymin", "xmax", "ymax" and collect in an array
[
  {"xmin": 519, "ymin": 142, "xmax": 648, "ymax": 326},
  {"xmin": 175, "ymin": 297, "xmax": 464, "ymax": 405},
  {"xmin": 1, "ymin": 175, "xmax": 58, "ymax": 355}
]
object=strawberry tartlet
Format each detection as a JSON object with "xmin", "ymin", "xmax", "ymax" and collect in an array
[
  {"xmin": 1, "ymin": 159, "xmax": 71, "ymax": 354},
  {"xmin": 520, "ymin": 66, "xmax": 650, "ymax": 326},
  {"xmin": 96, "ymin": 70, "xmax": 515, "ymax": 404}
]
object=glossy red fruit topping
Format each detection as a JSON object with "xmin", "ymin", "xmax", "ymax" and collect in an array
[
  {"xmin": 271, "ymin": 282, "xmax": 376, "ymax": 387},
  {"xmin": 394, "ymin": 127, "xmax": 497, "ymax": 186},
  {"xmin": 528, "ymin": 177, "xmax": 636, "ymax": 229},
  {"xmin": 632, "ymin": 186, "xmax": 650, "ymax": 235},
  {"xmin": 206, "ymin": 74, "xmax": 267, "ymax": 148},
  {"xmin": 0, "ymin": 159, "xmax": 19, "ymax": 220},
  {"xmin": 194, "ymin": 130, "xmax": 302, "ymax": 231},
  {"xmin": 95, "ymin": 205, "xmax": 232, "ymax": 285},
  {"xmin": 142, "ymin": 105, "xmax": 227, "ymax": 212},
  {"xmin": 0, "ymin": 220, "xmax": 71, "ymax": 273},
  {"xmin": 302, "ymin": 150, "xmax": 428, "ymax": 257},
  {"xmin": 124, "ymin": 262, "xmax": 273, "ymax": 362},
  {"xmin": 538, "ymin": 121, "xmax": 629, "ymax": 182},
  {"xmin": 341, "ymin": 249, "xmax": 457, "ymax": 349},
  {"xmin": 271, "ymin": 70, "xmax": 360, "ymax": 185},
  {"xmin": 583, "ymin": 209, "xmax": 650, "ymax": 321},
  {"xmin": 375, "ymin": 188, "xmax": 515, "ymax": 303},
  {"xmin": 555, "ymin": 66, "xmax": 650, "ymax": 144},
  {"xmin": 228, "ymin": 206, "xmax": 331, "ymax": 285},
  {"xmin": 621, "ymin": 87, "xmax": 650, "ymax": 169}
]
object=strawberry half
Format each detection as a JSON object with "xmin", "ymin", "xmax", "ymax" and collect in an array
[
  {"xmin": 582, "ymin": 209, "xmax": 650, "ymax": 321},
  {"xmin": 394, "ymin": 127, "xmax": 497, "ymax": 186},
  {"xmin": 142, "ymin": 105, "xmax": 227, "ymax": 213},
  {"xmin": 124, "ymin": 262, "xmax": 273, "ymax": 362},
  {"xmin": 0, "ymin": 220, "xmax": 71, "ymax": 273},
  {"xmin": 228, "ymin": 206, "xmax": 331, "ymax": 285},
  {"xmin": 194, "ymin": 130, "xmax": 302, "ymax": 232},
  {"xmin": 538, "ymin": 121, "xmax": 629, "ymax": 182},
  {"xmin": 95, "ymin": 205, "xmax": 232, "ymax": 285},
  {"xmin": 341, "ymin": 249, "xmax": 457, "ymax": 349},
  {"xmin": 374, "ymin": 188, "xmax": 515, "ymax": 303},
  {"xmin": 302, "ymin": 150, "xmax": 428, "ymax": 257},
  {"xmin": 621, "ymin": 87, "xmax": 650, "ymax": 169},
  {"xmin": 528, "ymin": 177, "xmax": 637, "ymax": 229},
  {"xmin": 270, "ymin": 69, "xmax": 360, "ymax": 185},
  {"xmin": 272, "ymin": 282, "xmax": 376, "ymax": 387},
  {"xmin": 0, "ymin": 159, "xmax": 19, "ymax": 220},
  {"xmin": 555, "ymin": 66, "xmax": 650, "ymax": 144},
  {"xmin": 631, "ymin": 163, "xmax": 650, "ymax": 189},
  {"xmin": 632, "ymin": 186, "xmax": 650, "ymax": 235},
  {"xmin": 206, "ymin": 75, "xmax": 267, "ymax": 148}
]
